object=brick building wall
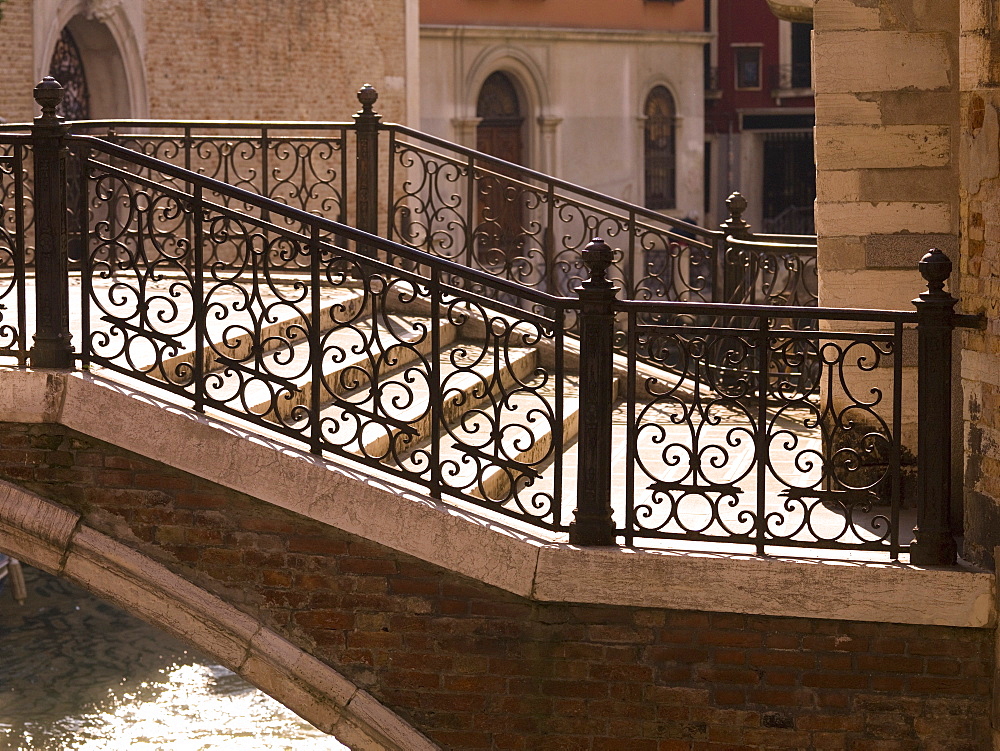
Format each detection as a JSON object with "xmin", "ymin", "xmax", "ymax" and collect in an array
[
  {"xmin": 0, "ymin": 420, "xmax": 991, "ymax": 750},
  {"xmin": 957, "ymin": 0, "xmax": 1000, "ymax": 570},
  {"xmin": 144, "ymin": 0, "xmax": 410, "ymax": 123},
  {"xmin": 0, "ymin": 0, "xmax": 38, "ymax": 122}
]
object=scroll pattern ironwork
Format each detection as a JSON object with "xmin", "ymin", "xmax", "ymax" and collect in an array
[
  {"xmin": 0, "ymin": 138, "xmax": 31, "ymax": 364},
  {"xmin": 622, "ymin": 302, "xmax": 906, "ymax": 556},
  {"xmin": 80, "ymin": 137, "xmax": 570, "ymax": 531},
  {"xmin": 71, "ymin": 124, "xmax": 348, "ymax": 268},
  {"xmin": 386, "ymin": 126, "xmax": 724, "ymax": 303}
]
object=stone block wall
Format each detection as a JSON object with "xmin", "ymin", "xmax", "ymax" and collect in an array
[
  {"xmin": 813, "ymin": 0, "xmax": 960, "ymax": 314},
  {"xmin": 810, "ymin": 0, "xmax": 968, "ymax": 556},
  {"xmin": 0, "ymin": 420, "xmax": 991, "ymax": 750},
  {"xmin": 957, "ymin": 0, "xmax": 1000, "ymax": 569}
]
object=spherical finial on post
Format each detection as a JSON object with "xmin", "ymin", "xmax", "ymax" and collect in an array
[
  {"xmin": 721, "ymin": 191, "xmax": 752, "ymax": 240},
  {"xmin": 918, "ymin": 247, "xmax": 952, "ymax": 297},
  {"xmin": 726, "ymin": 191, "xmax": 747, "ymax": 221},
  {"xmin": 356, "ymin": 84, "xmax": 379, "ymax": 118},
  {"xmin": 33, "ymin": 77, "xmax": 65, "ymax": 123},
  {"xmin": 581, "ymin": 237, "xmax": 615, "ymax": 289}
]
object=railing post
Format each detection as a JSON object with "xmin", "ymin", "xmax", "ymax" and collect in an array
[
  {"xmin": 719, "ymin": 191, "xmax": 752, "ymax": 303},
  {"xmin": 910, "ymin": 248, "xmax": 958, "ymax": 566},
  {"xmin": 570, "ymin": 238, "xmax": 618, "ymax": 546},
  {"xmin": 30, "ymin": 77, "xmax": 74, "ymax": 369},
  {"xmin": 354, "ymin": 84, "xmax": 381, "ymax": 259},
  {"xmin": 720, "ymin": 191, "xmax": 752, "ymax": 241}
]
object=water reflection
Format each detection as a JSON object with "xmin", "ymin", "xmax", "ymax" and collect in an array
[{"xmin": 0, "ymin": 567, "xmax": 348, "ymax": 750}]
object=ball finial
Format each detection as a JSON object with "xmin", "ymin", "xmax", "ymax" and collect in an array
[
  {"xmin": 357, "ymin": 84, "xmax": 378, "ymax": 112},
  {"xmin": 33, "ymin": 77, "xmax": 65, "ymax": 122},
  {"xmin": 919, "ymin": 248, "xmax": 952, "ymax": 296}
]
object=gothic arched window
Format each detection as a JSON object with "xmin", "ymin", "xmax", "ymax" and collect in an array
[
  {"xmin": 48, "ymin": 27, "xmax": 90, "ymax": 120},
  {"xmin": 644, "ymin": 86, "xmax": 676, "ymax": 211}
]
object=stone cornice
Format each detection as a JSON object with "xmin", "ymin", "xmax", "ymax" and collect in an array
[{"xmin": 421, "ymin": 24, "xmax": 713, "ymax": 46}]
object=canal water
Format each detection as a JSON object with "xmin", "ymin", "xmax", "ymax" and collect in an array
[{"xmin": 0, "ymin": 566, "xmax": 348, "ymax": 750}]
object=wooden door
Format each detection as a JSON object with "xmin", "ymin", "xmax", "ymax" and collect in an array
[{"xmin": 476, "ymin": 73, "xmax": 525, "ymax": 261}]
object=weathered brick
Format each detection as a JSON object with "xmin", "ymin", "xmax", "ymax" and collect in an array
[{"xmin": 0, "ymin": 420, "xmax": 991, "ymax": 750}]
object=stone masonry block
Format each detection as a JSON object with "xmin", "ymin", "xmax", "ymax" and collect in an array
[
  {"xmin": 815, "ymin": 93, "xmax": 882, "ymax": 126},
  {"xmin": 865, "ymin": 233, "xmax": 959, "ymax": 269},
  {"xmin": 817, "ymin": 125, "xmax": 950, "ymax": 170},
  {"xmin": 814, "ymin": 32, "xmax": 952, "ymax": 93},
  {"xmin": 813, "ymin": 0, "xmax": 880, "ymax": 31},
  {"xmin": 815, "ymin": 200, "xmax": 952, "ymax": 236},
  {"xmin": 859, "ymin": 167, "xmax": 959, "ymax": 204}
]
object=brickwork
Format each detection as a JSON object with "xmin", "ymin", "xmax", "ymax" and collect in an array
[
  {"xmin": 957, "ymin": 1, "xmax": 1000, "ymax": 570},
  {"xmin": 143, "ymin": 0, "xmax": 409, "ymax": 123},
  {"xmin": 0, "ymin": 0, "xmax": 410, "ymax": 124},
  {"xmin": 0, "ymin": 420, "xmax": 992, "ymax": 750},
  {"xmin": 0, "ymin": 0, "xmax": 37, "ymax": 122}
]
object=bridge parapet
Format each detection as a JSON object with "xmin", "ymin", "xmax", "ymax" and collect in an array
[
  {"xmin": 0, "ymin": 369, "xmax": 993, "ymax": 749},
  {"xmin": 0, "ymin": 78, "xmax": 979, "ymax": 564}
]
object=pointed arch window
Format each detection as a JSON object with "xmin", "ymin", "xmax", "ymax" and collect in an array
[
  {"xmin": 644, "ymin": 86, "xmax": 676, "ymax": 211},
  {"xmin": 48, "ymin": 27, "xmax": 90, "ymax": 120}
]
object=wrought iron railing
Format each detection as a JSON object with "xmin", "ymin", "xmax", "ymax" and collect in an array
[
  {"xmin": 0, "ymin": 86, "xmax": 815, "ymax": 306},
  {"xmin": 1, "ymin": 78, "xmax": 979, "ymax": 565}
]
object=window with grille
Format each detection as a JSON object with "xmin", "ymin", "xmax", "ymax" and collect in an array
[{"xmin": 644, "ymin": 86, "xmax": 676, "ymax": 211}]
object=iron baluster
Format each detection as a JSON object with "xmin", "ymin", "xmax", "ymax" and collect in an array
[
  {"xmin": 30, "ymin": 77, "xmax": 74, "ymax": 368},
  {"xmin": 910, "ymin": 248, "xmax": 958, "ymax": 566},
  {"xmin": 193, "ymin": 185, "xmax": 205, "ymax": 413},
  {"xmin": 625, "ymin": 308, "xmax": 637, "ymax": 547},
  {"xmin": 309, "ymin": 225, "xmax": 322, "ymax": 455},
  {"xmin": 755, "ymin": 314, "xmax": 769, "ymax": 556},
  {"xmin": 721, "ymin": 192, "xmax": 752, "ymax": 304},
  {"xmin": 77, "ymin": 142, "xmax": 90, "ymax": 369},
  {"xmin": 570, "ymin": 238, "xmax": 618, "ymax": 546},
  {"xmin": 554, "ymin": 306, "xmax": 565, "ymax": 529},
  {"xmin": 13, "ymin": 144, "xmax": 27, "ymax": 366},
  {"xmin": 891, "ymin": 319, "xmax": 903, "ymax": 559},
  {"xmin": 626, "ymin": 209, "xmax": 636, "ymax": 299},
  {"xmin": 466, "ymin": 153, "xmax": 475, "ymax": 272},
  {"xmin": 430, "ymin": 266, "xmax": 442, "ymax": 498},
  {"xmin": 354, "ymin": 84, "xmax": 380, "ymax": 259}
]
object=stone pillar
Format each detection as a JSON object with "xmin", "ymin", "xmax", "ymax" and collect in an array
[
  {"xmin": 809, "ymin": 0, "xmax": 962, "ymax": 517},
  {"xmin": 957, "ymin": 0, "xmax": 1000, "ymax": 569}
]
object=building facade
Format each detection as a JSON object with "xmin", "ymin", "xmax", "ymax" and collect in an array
[
  {"xmin": 705, "ymin": 0, "xmax": 815, "ymax": 233},
  {"xmin": 419, "ymin": 0, "xmax": 709, "ymax": 221}
]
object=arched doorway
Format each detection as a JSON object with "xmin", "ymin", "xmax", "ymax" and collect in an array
[
  {"xmin": 48, "ymin": 26, "xmax": 90, "ymax": 119},
  {"xmin": 46, "ymin": 15, "xmax": 133, "ymax": 119},
  {"xmin": 476, "ymin": 71, "xmax": 524, "ymax": 166},
  {"xmin": 475, "ymin": 72, "xmax": 526, "ymax": 260}
]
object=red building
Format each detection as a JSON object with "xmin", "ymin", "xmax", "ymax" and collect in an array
[{"xmin": 705, "ymin": 0, "xmax": 815, "ymax": 233}]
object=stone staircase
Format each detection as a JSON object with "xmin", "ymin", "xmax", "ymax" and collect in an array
[{"xmin": 104, "ymin": 273, "xmax": 889, "ymax": 552}]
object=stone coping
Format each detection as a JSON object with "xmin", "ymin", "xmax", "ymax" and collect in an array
[{"xmin": 1, "ymin": 368, "xmax": 993, "ymax": 630}]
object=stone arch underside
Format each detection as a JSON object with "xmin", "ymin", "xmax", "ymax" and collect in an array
[{"xmin": 0, "ymin": 480, "xmax": 436, "ymax": 751}]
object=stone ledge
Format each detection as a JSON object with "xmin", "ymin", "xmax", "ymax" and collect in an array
[{"xmin": 1, "ymin": 368, "xmax": 993, "ymax": 630}]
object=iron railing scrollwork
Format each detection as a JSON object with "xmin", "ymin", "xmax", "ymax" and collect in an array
[{"xmin": 6, "ymin": 77, "xmax": 980, "ymax": 564}]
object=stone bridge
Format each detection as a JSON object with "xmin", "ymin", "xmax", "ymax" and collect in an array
[{"xmin": 0, "ymin": 368, "xmax": 994, "ymax": 750}]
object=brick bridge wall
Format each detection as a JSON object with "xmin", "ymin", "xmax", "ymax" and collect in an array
[{"xmin": 0, "ymin": 420, "xmax": 992, "ymax": 750}]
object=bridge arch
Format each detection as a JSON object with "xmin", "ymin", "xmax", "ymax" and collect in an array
[{"xmin": 0, "ymin": 480, "xmax": 436, "ymax": 751}]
